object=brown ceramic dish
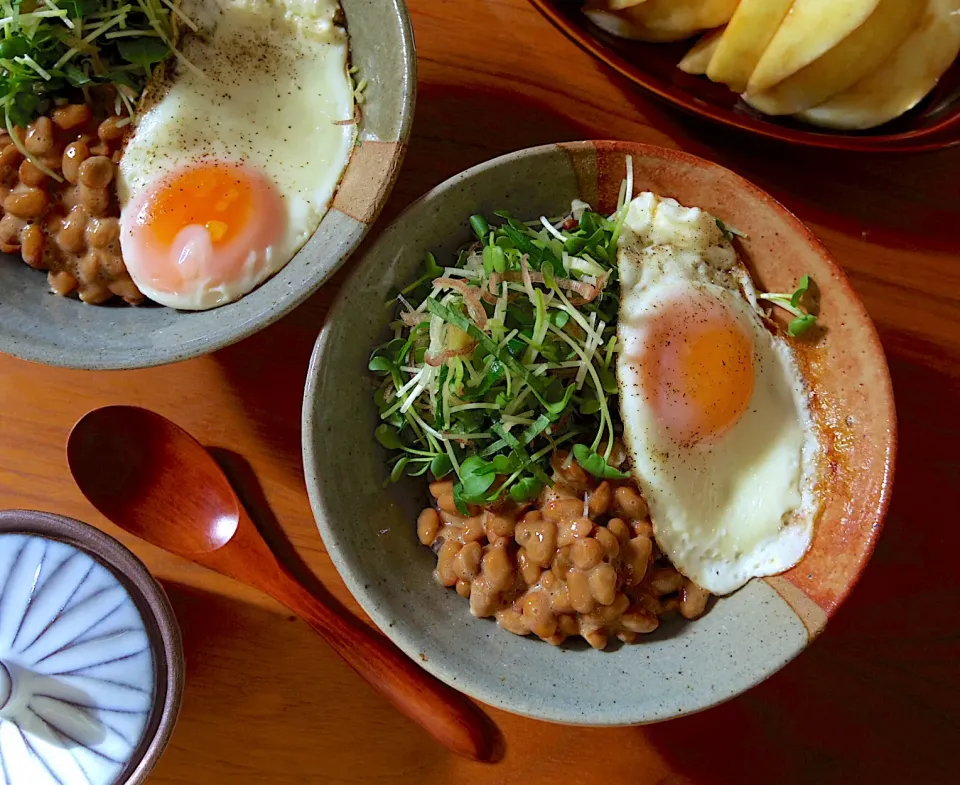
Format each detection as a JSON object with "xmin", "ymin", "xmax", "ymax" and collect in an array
[
  {"xmin": 529, "ymin": 0, "xmax": 960, "ymax": 153},
  {"xmin": 0, "ymin": 510, "xmax": 183, "ymax": 784},
  {"xmin": 303, "ymin": 140, "xmax": 897, "ymax": 723}
]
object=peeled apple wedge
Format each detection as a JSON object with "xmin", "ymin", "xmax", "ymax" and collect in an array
[
  {"xmin": 747, "ymin": 0, "xmax": 881, "ymax": 93},
  {"xmin": 622, "ymin": 0, "xmax": 741, "ymax": 40},
  {"xmin": 678, "ymin": 27, "xmax": 726, "ymax": 76},
  {"xmin": 583, "ymin": 7, "xmax": 659, "ymax": 40},
  {"xmin": 606, "ymin": 0, "xmax": 650, "ymax": 9},
  {"xmin": 744, "ymin": 0, "xmax": 923, "ymax": 116},
  {"xmin": 706, "ymin": 0, "xmax": 795, "ymax": 94},
  {"xmin": 584, "ymin": 0, "xmax": 739, "ymax": 43},
  {"xmin": 797, "ymin": 0, "xmax": 960, "ymax": 130}
]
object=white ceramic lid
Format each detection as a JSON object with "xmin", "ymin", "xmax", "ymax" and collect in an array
[{"xmin": 0, "ymin": 520, "xmax": 177, "ymax": 785}]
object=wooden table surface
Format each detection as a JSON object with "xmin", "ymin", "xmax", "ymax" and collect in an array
[{"xmin": 2, "ymin": 1, "xmax": 959, "ymax": 783}]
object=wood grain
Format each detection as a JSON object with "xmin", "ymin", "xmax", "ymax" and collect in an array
[{"xmin": 0, "ymin": 0, "xmax": 958, "ymax": 782}]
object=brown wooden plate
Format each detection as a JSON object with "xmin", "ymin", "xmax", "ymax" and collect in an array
[{"xmin": 529, "ymin": 0, "xmax": 960, "ymax": 152}]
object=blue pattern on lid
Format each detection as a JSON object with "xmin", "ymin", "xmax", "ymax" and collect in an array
[{"xmin": 0, "ymin": 534, "xmax": 155, "ymax": 785}]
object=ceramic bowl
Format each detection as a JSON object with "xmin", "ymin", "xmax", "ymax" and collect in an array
[
  {"xmin": 0, "ymin": 0, "xmax": 416, "ymax": 370},
  {"xmin": 0, "ymin": 509, "xmax": 182, "ymax": 783},
  {"xmin": 529, "ymin": 0, "xmax": 960, "ymax": 153},
  {"xmin": 302, "ymin": 141, "xmax": 896, "ymax": 724}
]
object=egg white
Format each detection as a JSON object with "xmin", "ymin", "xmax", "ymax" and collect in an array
[
  {"xmin": 118, "ymin": 0, "xmax": 356, "ymax": 309},
  {"xmin": 617, "ymin": 193, "xmax": 822, "ymax": 595}
]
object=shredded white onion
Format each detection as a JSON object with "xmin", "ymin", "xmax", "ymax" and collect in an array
[{"xmin": 540, "ymin": 216, "xmax": 566, "ymax": 242}]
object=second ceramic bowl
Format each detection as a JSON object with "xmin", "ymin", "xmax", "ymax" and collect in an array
[
  {"xmin": 0, "ymin": 0, "xmax": 415, "ymax": 370},
  {"xmin": 302, "ymin": 141, "xmax": 896, "ymax": 724}
]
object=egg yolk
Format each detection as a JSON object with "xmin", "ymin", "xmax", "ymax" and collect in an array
[
  {"xmin": 638, "ymin": 287, "xmax": 755, "ymax": 445},
  {"xmin": 140, "ymin": 164, "xmax": 257, "ymax": 246},
  {"xmin": 122, "ymin": 161, "xmax": 284, "ymax": 295}
]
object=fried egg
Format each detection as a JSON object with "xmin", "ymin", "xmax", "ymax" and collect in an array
[
  {"xmin": 616, "ymin": 192, "xmax": 821, "ymax": 595},
  {"xmin": 118, "ymin": 0, "xmax": 355, "ymax": 310}
]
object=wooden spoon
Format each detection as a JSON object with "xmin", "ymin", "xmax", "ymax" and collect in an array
[{"xmin": 67, "ymin": 405, "xmax": 496, "ymax": 762}]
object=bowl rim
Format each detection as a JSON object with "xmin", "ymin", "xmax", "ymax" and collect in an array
[
  {"xmin": 0, "ymin": 0, "xmax": 417, "ymax": 371},
  {"xmin": 302, "ymin": 140, "xmax": 897, "ymax": 724},
  {"xmin": 0, "ymin": 509, "xmax": 184, "ymax": 784},
  {"xmin": 527, "ymin": 0, "xmax": 960, "ymax": 153}
]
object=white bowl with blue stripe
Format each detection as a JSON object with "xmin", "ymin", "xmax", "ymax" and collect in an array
[{"xmin": 0, "ymin": 510, "xmax": 182, "ymax": 785}]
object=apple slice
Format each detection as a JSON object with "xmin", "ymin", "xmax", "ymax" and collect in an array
[
  {"xmin": 607, "ymin": 0, "xmax": 650, "ymax": 9},
  {"xmin": 747, "ymin": 0, "xmax": 880, "ymax": 93},
  {"xmin": 797, "ymin": 0, "xmax": 960, "ymax": 130},
  {"xmin": 706, "ymin": 0, "xmax": 795, "ymax": 93},
  {"xmin": 583, "ymin": 8, "xmax": 661, "ymax": 40},
  {"xmin": 584, "ymin": 0, "xmax": 739, "ymax": 43},
  {"xmin": 744, "ymin": 0, "xmax": 922, "ymax": 116},
  {"xmin": 678, "ymin": 27, "xmax": 726, "ymax": 76},
  {"xmin": 622, "ymin": 0, "xmax": 740, "ymax": 39}
]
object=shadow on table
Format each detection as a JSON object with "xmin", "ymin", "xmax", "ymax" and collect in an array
[
  {"xmin": 387, "ymin": 81, "xmax": 595, "ymax": 212},
  {"xmin": 642, "ymin": 357, "xmax": 960, "ymax": 785},
  {"xmin": 207, "ymin": 447, "xmax": 327, "ymax": 593}
]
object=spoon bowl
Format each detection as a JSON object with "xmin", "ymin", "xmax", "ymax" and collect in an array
[
  {"xmin": 68, "ymin": 406, "xmax": 239, "ymax": 554},
  {"xmin": 68, "ymin": 406, "xmax": 497, "ymax": 762}
]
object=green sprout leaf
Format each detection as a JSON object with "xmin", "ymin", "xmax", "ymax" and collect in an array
[
  {"xmin": 425, "ymin": 251, "xmax": 443, "ymax": 278},
  {"xmin": 63, "ymin": 0, "xmax": 101, "ymax": 16},
  {"xmin": 580, "ymin": 398, "xmax": 602, "ymax": 415},
  {"xmin": 375, "ymin": 424, "xmax": 403, "ymax": 450},
  {"xmin": 791, "ymin": 274, "xmax": 811, "ymax": 308},
  {"xmin": 572, "ymin": 444, "xmax": 629, "ymax": 480},
  {"xmin": 541, "ymin": 260, "xmax": 556, "ymax": 290},
  {"xmin": 509, "ymin": 476, "xmax": 544, "ymax": 503},
  {"xmin": 715, "ymin": 218, "xmax": 748, "ymax": 242},
  {"xmin": 460, "ymin": 360, "xmax": 504, "ymax": 402},
  {"xmin": 483, "ymin": 244, "xmax": 506, "ymax": 275},
  {"xmin": 469, "ymin": 214, "xmax": 489, "ymax": 241},
  {"xmin": 595, "ymin": 364, "xmax": 619, "ymax": 395},
  {"xmin": 410, "ymin": 461, "xmax": 432, "ymax": 477},
  {"xmin": 788, "ymin": 314, "xmax": 817, "ymax": 336},
  {"xmin": 430, "ymin": 453, "xmax": 453, "ymax": 479},
  {"xmin": 459, "ymin": 456, "xmax": 497, "ymax": 502},
  {"xmin": 103, "ymin": 69, "xmax": 139, "ymax": 91},
  {"xmin": 390, "ymin": 457, "xmax": 410, "ymax": 483},
  {"xmin": 493, "ymin": 423, "xmax": 552, "ymax": 486},
  {"xmin": 0, "ymin": 36, "xmax": 30, "ymax": 60},
  {"xmin": 758, "ymin": 275, "xmax": 818, "ymax": 337},
  {"xmin": 544, "ymin": 383, "xmax": 576, "ymax": 418},
  {"xmin": 368, "ymin": 356, "xmax": 395, "ymax": 374},
  {"xmin": 452, "ymin": 482, "xmax": 470, "ymax": 515},
  {"xmin": 63, "ymin": 64, "xmax": 92, "ymax": 87},
  {"xmin": 117, "ymin": 38, "xmax": 171, "ymax": 68},
  {"xmin": 397, "ymin": 252, "xmax": 444, "ymax": 297}
]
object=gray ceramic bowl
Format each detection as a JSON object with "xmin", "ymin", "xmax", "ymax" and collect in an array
[
  {"xmin": 302, "ymin": 141, "xmax": 896, "ymax": 725},
  {"xmin": 0, "ymin": 510, "xmax": 183, "ymax": 784},
  {"xmin": 0, "ymin": 1, "xmax": 415, "ymax": 370}
]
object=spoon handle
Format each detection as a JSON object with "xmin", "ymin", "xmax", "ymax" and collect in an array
[{"xmin": 257, "ymin": 558, "xmax": 497, "ymax": 762}]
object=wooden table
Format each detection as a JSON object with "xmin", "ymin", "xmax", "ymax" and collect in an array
[{"xmin": 2, "ymin": 1, "xmax": 958, "ymax": 782}]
